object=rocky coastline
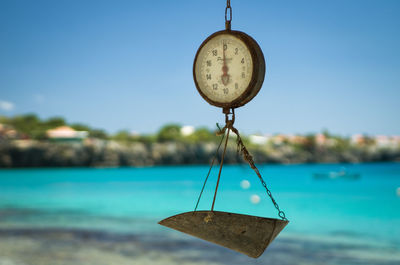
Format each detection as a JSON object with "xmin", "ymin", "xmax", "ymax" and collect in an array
[{"xmin": 1, "ymin": 138, "xmax": 399, "ymax": 168}]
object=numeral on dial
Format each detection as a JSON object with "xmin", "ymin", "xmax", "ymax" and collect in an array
[{"xmin": 194, "ymin": 32, "xmax": 257, "ymax": 107}]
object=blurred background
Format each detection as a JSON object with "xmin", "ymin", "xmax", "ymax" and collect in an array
[{"xmin": 1, "ymin": 0, "xmax": 399, "ymax": 264}]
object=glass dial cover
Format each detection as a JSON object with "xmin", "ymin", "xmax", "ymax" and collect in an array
[{"xmin": 193, "ymin": 30, "xmax": 265, "ymax": 109}]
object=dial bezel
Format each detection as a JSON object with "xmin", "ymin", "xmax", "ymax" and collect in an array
[{"xmin": 193, "ymin": 30, "xmax": 265, "ymax": 109}]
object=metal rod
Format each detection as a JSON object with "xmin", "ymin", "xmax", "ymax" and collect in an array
[
  {"xmin": 193, "ymin": 133, "xmax": 226, "ymax": 213},
  {"xmin": 211, "ymin": 128, "xmax": 230, "ymax": 211}
]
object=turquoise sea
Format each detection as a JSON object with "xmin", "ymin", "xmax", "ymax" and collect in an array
[{"xmin": 1, "ymin": 163, "xmax": 400, "ymax": 265}]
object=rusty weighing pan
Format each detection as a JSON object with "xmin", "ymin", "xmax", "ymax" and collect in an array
[
  {"xmin": 159, "ymin": 113, "xmax": 289, "ymax": 258},
  {"xmin": 159, "ymin": 210, "xmax": 289, "ymax": 258}
]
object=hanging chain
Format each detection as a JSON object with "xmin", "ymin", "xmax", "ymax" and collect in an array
[
  {"xmin": 219, "ymin": 109, "xmax": 288, "ymax": 221},
  {"xmin": 225, "ymin": 0, "xmax": 232, "ymax": 30},
  {"xmin": 193, "ymin": 107, "xmax": 288, "ymax": 221},
  {"xmin": 234, "ymin": 129, "xmax": 288, "ymax": 221}
]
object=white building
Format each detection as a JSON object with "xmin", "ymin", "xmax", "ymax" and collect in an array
[
  {"xmin": 249, "ymin": 134, "xmax": 271, "ymax": 145},
  {"xmin": 46, "ymin": 126, "xmax": 88, "ymax": 141},
  {"xmin": 181, "ymin": 125, "xmax": 195, "ymax": 136}
]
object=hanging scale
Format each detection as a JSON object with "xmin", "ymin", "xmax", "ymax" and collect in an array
[{"xmin": 159, "ymin": 0, "xmax": 289, "ymax": 258}]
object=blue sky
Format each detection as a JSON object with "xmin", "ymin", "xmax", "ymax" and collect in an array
[{"xmin": 1, "ymin": 0, "xmax": 399, "ymax": 135}]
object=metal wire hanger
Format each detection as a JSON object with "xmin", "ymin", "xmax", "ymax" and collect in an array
[{"xmin": 194, "ymin": 108, "xmax": 287, "ymax": 221}]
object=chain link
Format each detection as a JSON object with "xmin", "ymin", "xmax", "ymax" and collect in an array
[
  {"xmin": 194, "ymin": 108, "xmax": 288, "ymax": 221},
  {"xmin": 253, "ymin": 165, "xmax": 287, "ymax": 220},
  {"xmin": 224, "ymin": 110, "xmax": 288, "ymax": 221},
  {"xmin": 225, "ymin": 0, "xmax": 232, "ymax": 29},
  {"xmin": 234, "ymin": 132, "xmax": 288, "ymax": 221}
]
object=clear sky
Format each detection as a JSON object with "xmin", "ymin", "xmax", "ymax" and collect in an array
[{"xmin": 1, "ymin": 0, "xmax": 399, "ymax": 135}]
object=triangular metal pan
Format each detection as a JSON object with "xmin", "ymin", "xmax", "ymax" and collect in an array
[{"xmin": 158, "ymin": 210, "xmax": 288, "ymax": 258}]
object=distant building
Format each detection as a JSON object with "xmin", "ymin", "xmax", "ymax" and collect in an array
[
  {"xmin": 249, "ymin": 134, "xmax": 270, "ymax": 145},
  {"xmin": 315, "ymin": 133, "xmax": 327, "ymax": 145},
  {"xmin": 375, "ymin": 135, "xmax": 400, "ymax": 148},
  {"xmin": 0, "ymin": 123, "xmax": 18, "ymax": 139},
  {"xmin": 393, "ymin": 136, "xmax": 400, "ymax": 145},
  {"xmin": 271, "ymin": 134, "xmax": 287, "ymax": 145},
  {"xmin": 130, "ymin": 131, "xmax": 140, "ymax": 137},
  {"xmin": 351, "ymin": 134, "xmax": 365, "ymax": 146},
  {"xmin": 46, "ymin": 126, "xmax": 88, "ymax": 141},
  {"xmin": 181, "ymin": 125, "xmax": 195, "ymax": 136},
  {"xmin": 287, "ymin": 135, "xmax": 307, "ymax": 145},
  {"xmin": 375, "ymin": 135, "xmax": 390, "ymax": 147}
]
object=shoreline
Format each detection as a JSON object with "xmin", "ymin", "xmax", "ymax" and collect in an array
[
  {"xmin": 0, "ymin": 226, "xmax": 399, "ymax": 265},
  {"xmin": 2, "ymin": 139, "xmax": 400, "ymax": 168},
  {"xmin": 0, "ymin": 161, "xmax": 399, "ymax": 170}
]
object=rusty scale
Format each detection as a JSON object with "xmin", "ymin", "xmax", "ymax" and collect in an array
[{"xmin": 159, "ymin": 0, "xmax": 289, "ymax": 258}]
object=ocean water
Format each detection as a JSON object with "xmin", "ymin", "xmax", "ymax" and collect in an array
[{"xmin": 0, "ymin": 163, "xmax": 399, "ymax": 264}]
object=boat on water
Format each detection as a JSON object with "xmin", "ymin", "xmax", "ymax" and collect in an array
[{"xmin": 313, "ymin": 168, "xmax": 360, "ymax": 180}]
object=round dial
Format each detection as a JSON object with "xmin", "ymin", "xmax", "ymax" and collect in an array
[{"xmin": 193, "ymin": 30, "xmax": 265, "ymax": 109}]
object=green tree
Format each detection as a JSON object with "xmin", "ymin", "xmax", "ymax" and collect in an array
[
  {"xmin": 113, "ymin": 130, "xmax": 133, "ymax": 142},
  {"xmin": 8, "ymin": 114, "xmax": 44, "ymax": 139},
  {"xmin": 70, "ymin": 123, "xmax": 90, "ymax": 131},
  {"xmin": 0, "ymin": 116, "xmax": 9, "ymax": 124},
  {"xmin": 186, "ymin": 127, "xmax": 215, "ymax": 142},
  {"xmin": 89, "ymin": 129, "xmax": 108, "ymax": 139},
  {"xmin": 157, "ymin": 124, "xmax": 182, "ymax": 142},
  {"xmin": 303, "ymin": 134, "xmax": 317, "ymax": 153},
  {"xmin": 43, "ymin": 117, "xmax": 65, "ymax": 129}
]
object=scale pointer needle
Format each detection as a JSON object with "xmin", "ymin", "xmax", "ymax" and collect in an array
[{"xmin": 221, "ymin": 42, "xmax": 230, "ymax": 86}]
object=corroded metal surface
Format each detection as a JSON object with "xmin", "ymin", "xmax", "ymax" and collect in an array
[
  {"xmin": 158, "ymin": 211, "xmax": 288, "ymax": 258},
  {"xmin": 193, "ymin": 29, "xmax": 265, "ymax": 109}
]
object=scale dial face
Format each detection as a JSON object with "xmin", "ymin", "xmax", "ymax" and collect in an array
[{"xmin": 193, "ymin": 30, "xmax": 265, "ymax": 109}]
